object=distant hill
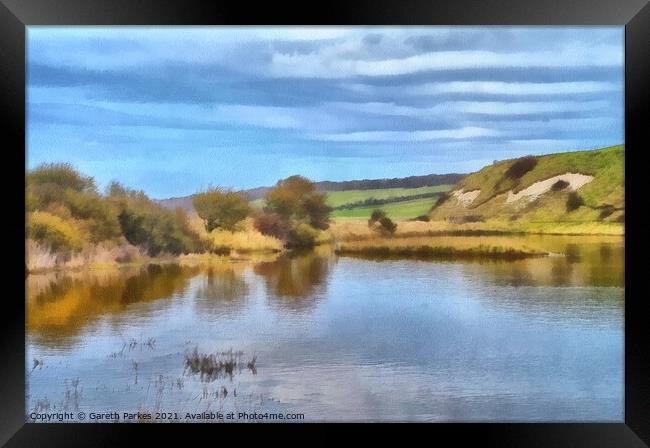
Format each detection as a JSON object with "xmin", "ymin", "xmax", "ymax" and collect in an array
[
  {"xmin": 159, "ymin": 173, "xmax": 466, "ymax": 212},
  {"xmin": 429, "ymin": 145, "xmax": 624, "ymax": 225}
]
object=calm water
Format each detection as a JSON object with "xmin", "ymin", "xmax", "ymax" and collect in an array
[{"xmin": 26, "ymin": 235, "xmax": 624, "ymax": 422}]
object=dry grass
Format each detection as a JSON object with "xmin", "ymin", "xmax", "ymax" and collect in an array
[
  {"xmin": 26, "ymin": 239, "xmax": 145, "ymax": 273},
  {"xmin": 66, "ymin": 243, "xmax": 144, "ymax": 268},
  {"xmin": 178, "ymin": 252, "xmax": 280, "ymax": 267},
  {"xmin": 26, "ymin": 239, "xmax": 59, "ymax": 271},
  {"xmin": 187, "ymin": 216, "xmax": 283, "ymax": 253},
  {"xmin": 328, "ymin": 218, "xmax": 623, "ymax": 241},
  {"xmin": 210, "ymin": 227, "xmax": 283, "ymax": 253},
  {"xmin": 335, "ymin": 234, "xmax": 548, "ymax": 260}
]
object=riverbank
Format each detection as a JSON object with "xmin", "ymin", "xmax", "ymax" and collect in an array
[
  {"xmin": 327, "ymin": 219, "xmax": 624, "ymax": 242},
  {"xmin": 27, "ymin": 218, "xmax": 624, "ymax": 274}
]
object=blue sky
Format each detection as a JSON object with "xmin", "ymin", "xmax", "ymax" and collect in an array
[{"xmin": 27, "ymin": 27, "xmax": 624, "ymax": 199}]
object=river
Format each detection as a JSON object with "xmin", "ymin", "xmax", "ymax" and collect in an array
[{"xmin": 26, "ymin": 234, "xmax": 624, "ymax": 422}]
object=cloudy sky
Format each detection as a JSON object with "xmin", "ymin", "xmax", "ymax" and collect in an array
[{"xmin": 27, "ymin": 27, "xmax": 624, "ymax": 199}]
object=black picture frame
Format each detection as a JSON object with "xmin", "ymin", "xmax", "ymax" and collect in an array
[{"xmin": 2, "ymin": 0, "xmax": 648, "ymax": 445}]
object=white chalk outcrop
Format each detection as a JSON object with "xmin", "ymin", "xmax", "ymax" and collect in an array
[
  {"xmin": 506, "ymin": 173, "xmax": 594, "ymax": 204},
  {"xmin": 451, "ymin": 189, "xmax": 481, "ymax": 207}
]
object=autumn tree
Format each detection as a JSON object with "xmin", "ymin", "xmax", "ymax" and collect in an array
[
  {"xmin": 193, "ymin": 188, "xmax": 251, "ymax": 232},
  {"xmin": 255, "ymin": 175, "xmax": 332, "ymax": 247}
]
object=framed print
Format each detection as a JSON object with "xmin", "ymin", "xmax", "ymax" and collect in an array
[{"xmin": 1, "ymin": 0, "xmax": 648, "ymax": 445}]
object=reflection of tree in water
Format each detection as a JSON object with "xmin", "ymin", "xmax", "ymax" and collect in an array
[
  {"xmin": 599, "ymin": 243, "xmax": 613, "ymax": 261},
  {"xmin": 550, "ymin": 255, "xmax": 574, "ymax": 286},
  {"xmin": 253, "ymin": 249, "xmax": 333, "ymax": 313},
  {"xmin": 587, "ymin": 243, "xmax": 624, "ymax": 287},
  {"xmin": 27, "ymin": 264, "xmax": 199, "ymax": 348},
  {"xmin": 501, "ymin": 261, "xmax": 535, "ymax": 286},
  {"xmin": 120, "ymin": 264, "xmax": 196, "ymax": 304},
  {"xmin": 564, "ymin": 244, "xmax": 582, "ymax": 263},
  {"xmin": 467, "ymin": 239, "xmax": 623, "ymax": 288},
  {"xmin": 194, "ymin": 266, "xmax": 249, "ymax": 317}
]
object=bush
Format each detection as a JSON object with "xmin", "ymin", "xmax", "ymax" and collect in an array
[
  {"xmin": 110, "ymin": 183, "xmax": 203, "ymax": 256},
  {"xmin": 27, "ymin": 211, "xmax": 85, "ymax": 255},
  {"xmin": 566, "ymin": 192, "xmax": 585, "ymax": 211},
  {"xmin": 505, "ymin": 156, "xmax": 538, "ymax": 179},
  {"xmin": 286, "ymin": 221, "xmax": 319, "ymax": 248},
  {"xmin": 368, "ymin": 209, "xmax": 397, "ymax": 236},
  {"xmin": 377, "ymin": 217, "xmax": 397, "ymax": 236},
  {"xmin": 253, "ymin": 211, "xmax": 289, "ymax": 240},
  {"xmin": 27, "ymin": 165, "xmax": 122, "ymax": 244},
  {"xmin": 368, "ymin": 209, "xmax": 387, "ymax": 227},
  {"xmin": 27, "ymin": 162, "xmax": 96, "ymax": 193},
  {"xmin": 597, "ymin": 205, "xmax": 616, "ymax": 220},
  {"xmin": 551, "ymin": 180, "xmax": 570, "ymax": 191},
  {"xmin": 26, "ymin": 166, "xmax": 204, "ymax": 262},
  {"xmin": 413, "ymin": 215, "xmax": 430, "ymax": 222},
  {"xmin": 64, "ymin": 191, "xmax": 122, "ymax": 242},
  {"xmin": 117, "ymin": 206, "xmax": 197, "ymax": 256}
]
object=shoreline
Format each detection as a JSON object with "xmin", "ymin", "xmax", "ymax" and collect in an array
[{"xmin": 26, "ymin": 228, "xmax": 624, "ymax": 275}]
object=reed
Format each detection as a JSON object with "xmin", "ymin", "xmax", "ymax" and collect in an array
[{"xmin": 336, "ymin": 244, "xmax": 547, "ymax": 260}]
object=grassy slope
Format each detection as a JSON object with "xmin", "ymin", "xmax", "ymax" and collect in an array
[{"xmin": 430, "ymin": 145, "xmax": 624, "ymax": 228}]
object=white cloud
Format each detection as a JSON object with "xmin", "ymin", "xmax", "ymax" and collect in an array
[
  {"xmin": 455, "ymin": 100, "xmax": 609, "ymax": 115},
  {"xmin": 405, "ymin": 81, "xmax": 620, "ymax": 95},
  {"xmin": 326, "ymin": 99, "xmax": 610, "ymax": 117},
  {"xmin": 270, "ymin": 46, "xmax": 622, "ymax": 78},
  {"xmin": 312, "ymin": 127, "xmax": 500, "ymax": 142},
  {"xmin": 29, "ymin": 27, "xmax": 623, "ymax": 80}
]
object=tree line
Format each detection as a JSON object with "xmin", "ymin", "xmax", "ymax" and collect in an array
[
  {"xmin": 27, "ymin": 164, "xmax": 337, "ymax": 262},
  {"xmin": 28, "ymin": 164, "xmax": 415, "ymax": 267},
  {"xmin": 27, "ymin": 163, "xmax": 206, "ymax": 259},
  {"xmin": 193, "ymin": 175, "xmax": 332, "ymax": 248}
]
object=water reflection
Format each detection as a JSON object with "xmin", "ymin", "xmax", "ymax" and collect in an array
[
  {"xmin": 194, "ymin": 264, "xmax": 250, "ymax": 317},
  {"xmin": 25, "ymin": 234, "xmax": 624, "ymax": 421},
  {"xmin": 253, "ymin": 248, "xmax": 335, "ymax": 313},
  {"xmin": 339, "ymin": 235, "xmax": 624, "ymax": 288},
  {"xmin": 27, "ymin": 236, "xmax": 623, "ymax": 349},
  {"xmin": 27, "ymin": 250, "xmax": 339, "ymax": 348},
  {"xmin": 476, "ymin": 238, "xmax": 624, "ymax": 288},
  {"xmin": 27, "ymin": 264, "xmax": 200, "ymax": 348}
]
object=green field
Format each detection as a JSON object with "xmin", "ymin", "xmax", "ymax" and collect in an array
[
  {"xmin": 324, "ymin": 185, "xmax": 451, "ymax": 208},
  {"xmin": 331, "ymin": 196, "xmax": 440, "ymax": 220},
  {"xmin": 251, "ymin": 185, "xmax": 453, "ymax": 220}
]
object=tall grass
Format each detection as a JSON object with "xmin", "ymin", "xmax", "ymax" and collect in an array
[
  {"xmin": 26, "ymin": 239, "xmax": 144, "ymax": 273},
  {"xmin": 336, "ymin": 244, "xmax": 547, "ymax": 260},
  {"xmin": 208, "ymin": 218, "xmax": 283, "ymax": 253},
  {"xmin": 328, "ymin": 218, "xmax": 623, "ymax": 242},
  {"xmin": 335, "ymin": 234, "xmax": 548, "ymax": 260},
  {"xmin": 26, "ymin": 239, "xmax": 59, "ymax": 271}
]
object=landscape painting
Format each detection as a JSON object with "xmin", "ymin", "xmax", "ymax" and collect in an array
[{"xmin": 26, "ymin": 27, "xmax": 624, "ymax": 422}]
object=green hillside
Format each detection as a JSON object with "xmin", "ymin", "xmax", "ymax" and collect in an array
[{"xmin": 430, "ymin": 145, "xmax": 624, "ymax": 226}]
